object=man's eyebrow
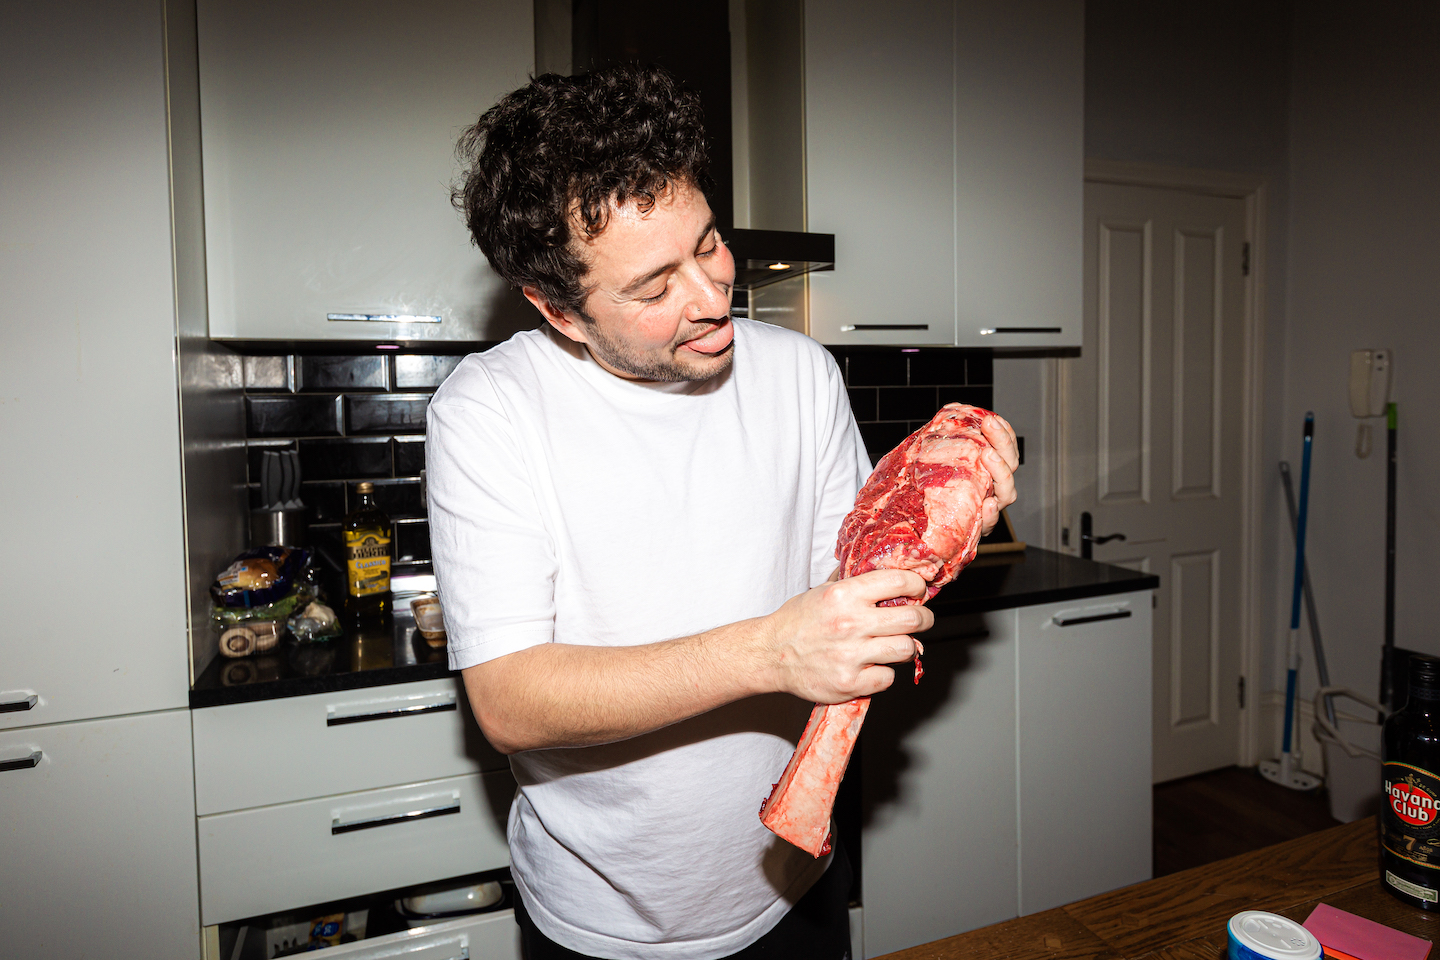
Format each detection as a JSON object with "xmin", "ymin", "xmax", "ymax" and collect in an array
[{"xmin": 616, "ymin": 215, "xmax": 718, "ymax": 297}]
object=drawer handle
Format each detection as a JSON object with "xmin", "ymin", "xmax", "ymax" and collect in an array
[
  {"xmin": 332, "ymin": 799, "xmax": 461, "ymax": 835},
  {"xmin": 327, "ymin": 692, "xmax": 457, "ymax": 726},
  {"xmin": 840, "ymin": 324, "xmax": 929, "ymax": 331},
  {"xmin": 0, "ymin": 694, "xmax": 38, "ymax": 714},
  {"xmin": 1052, "ymin": 610, "xmax": 1132, "ymax": 628},
  {"xmin": 979, "ymin": 327, "xmax": 1063, "ymax": 335},
  {"xmin": 0, "ymin": 750, "xmax": 42, "ymax": 773},
  {"xmin": 327, "ymin": 313, "xmax": 441, "ymax": 324}
]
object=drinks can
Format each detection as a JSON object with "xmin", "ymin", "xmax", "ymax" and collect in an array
[{"xmin": 1226, "ymin": 911, "xmax": 1320, "ymax": 960}]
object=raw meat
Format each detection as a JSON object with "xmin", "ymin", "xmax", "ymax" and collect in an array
[{"xmin": 759, "ymin": 404, "xmax": 998, "ymax": 857}]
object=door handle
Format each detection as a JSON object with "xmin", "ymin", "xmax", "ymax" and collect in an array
[
  {"xmin": 1080, "ymin": 511, "xmax": 1127, "ymax": 560},
  {"xmin": 326, "ymin": 690, "xmax": 457, "ymax": 726},
  {"xmin": 0, "ymin": 750, "xmax": 42, "ymax": 772},
  {"xmin": 0, "ymin": 694, "xmax": 38, "ymax": 714},
  {"xmin": 331, "ymin": 790, "xmax": 461, "ymax": 835}
]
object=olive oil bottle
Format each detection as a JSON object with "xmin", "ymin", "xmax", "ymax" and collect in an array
[{"xmin": 342, "ymin": 481, "xmax": 392, "ymax": 620}]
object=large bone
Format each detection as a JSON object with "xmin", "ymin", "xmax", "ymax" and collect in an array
[{"xmin": 759, "ymin": 404, "xmax": 997, "ymax": 856}]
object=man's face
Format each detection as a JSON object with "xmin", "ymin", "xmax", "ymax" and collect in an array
[{"xmin": 526, "ymin": 181, "xmax": 736, "ymax": 383}]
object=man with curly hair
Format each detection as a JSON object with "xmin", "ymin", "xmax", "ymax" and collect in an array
[{"xmin": 427, "ymin": 65, "xmax": 1017, "ymax": 959}]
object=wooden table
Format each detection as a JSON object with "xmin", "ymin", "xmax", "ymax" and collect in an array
[{"xmin": 875, "ymin": 817, "xmax": 1440, "ymax": 959}]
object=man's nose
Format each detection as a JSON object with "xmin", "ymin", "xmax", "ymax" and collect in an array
[{"xmin": 681, "ymin": 264, "xmax": 731, "ymax": 321}]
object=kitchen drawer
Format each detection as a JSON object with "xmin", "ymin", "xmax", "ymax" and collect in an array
[
  {"xmin": 193, "ymin": 677, "xmax": 506, "ymax": 815},
  {"xmin": 266, "ymin": 909, "xmax": 520, "ymax": 960},
  {"xmin": 199, "ymin": 769, "xmax": 514, "ymax": 925}
]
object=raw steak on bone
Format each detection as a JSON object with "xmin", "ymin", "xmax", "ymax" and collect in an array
[{"xmin": 759, "ymin": 404, "xmax": 998, "ymax": 857}]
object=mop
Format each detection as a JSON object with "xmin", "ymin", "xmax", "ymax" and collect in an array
[
  {"xmin": 1260, "ymin": 412, "xmax": 1323, "ymax": 790},
  {"xmin": 1279, "ymin": 461, "xmax": 1336, "ymax": 727}
]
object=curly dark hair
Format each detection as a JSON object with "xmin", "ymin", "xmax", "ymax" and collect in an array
[{"xmin": 452, "ymin": 64, "xmax": 713, "ymax": 316}]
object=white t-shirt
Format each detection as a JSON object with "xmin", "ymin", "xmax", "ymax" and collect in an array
[{"xmin": 425, "ymin": 319, "xmax": 871, "ymax": 960}]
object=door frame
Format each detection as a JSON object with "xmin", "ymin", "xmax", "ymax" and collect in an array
[{"xmin": 1064, "ymin": 159, "xmax": 1269, "ymax": 768}]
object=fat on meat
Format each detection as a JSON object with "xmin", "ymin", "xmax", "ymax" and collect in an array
[{"xmin": 759, "ymin": 404, "xmax": 998, "ymax": 857}]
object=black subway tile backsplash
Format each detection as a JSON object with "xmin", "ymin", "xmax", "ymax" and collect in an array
[
  {"xmin": 245, "ymin": 395, "xmax": 341, "ymax": 438},
  {"xmin": 298, "ymin": 355, "xmax": 387, "ymax": 392},
  {"xmin": 394, "ymin": 437, "xmax": 426, "ymax": 476},
  {"xmin": 937, "ymin": 385, "xmax": 994, "ymax": 410},
  {"xmin": 395, "ymin": 519, "xmax": 431, "ymax": 562},
  {"xmin": 395, "ymin": 354, "xmax": 463, "ymax": 390},
  {"xmin": 241, "ymin": 345, "xmax": 994, "ymax": 563},
  {"xmin": 345, "ymin": 394, "xmax": 431, "ymax": 435},
  {"xmin": 242, "ymin": 355, "xmax": 290, "ymax": 391},
  {"xmin": 842, "ymin": 351, "xmax": 909, "ymax": 387},
  {"xmin": 907, "ymin": 351, "xmax": 968, "ymax": 386},
  {"xmin": 846, "ymin": 387, "xmax": 877, "ymax": 422},
  {"xmin": 367, "ymin": 478, "xmax": 425, "ymax": 519},
  {"xmin": 877, "ymin": 386, "xmax": 942, "ymax": 422},
  {"xmin": 298, "ymin": 437, "xmax": 393, "ymax": 481}
]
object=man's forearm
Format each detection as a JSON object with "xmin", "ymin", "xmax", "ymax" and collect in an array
[{"xmin": 462, "ymin": 619, "xmax": 774, "ymax": 754}]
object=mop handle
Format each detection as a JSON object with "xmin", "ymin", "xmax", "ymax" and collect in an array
[{"xmin": 1290, "ymin": 414, "xmax": 1315, "ymax": 631}]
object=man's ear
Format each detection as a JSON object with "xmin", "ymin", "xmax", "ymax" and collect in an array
[{"xmin": 522, "ymin": 287, "xmax": 588, "ymax": 345}]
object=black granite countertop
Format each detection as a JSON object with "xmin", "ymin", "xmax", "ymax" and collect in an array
[
  {"xmin": 190, "ymin": 548, "xmax": 1157, "ymax": 709},
  {"xmin": 928, "ymin": 545, "xmax": 1158, "ymax": 616}
]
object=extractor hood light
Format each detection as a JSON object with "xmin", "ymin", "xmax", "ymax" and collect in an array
[{"xmin": 768, "ymin": 262, "xmax": 791, "ymax": 270}]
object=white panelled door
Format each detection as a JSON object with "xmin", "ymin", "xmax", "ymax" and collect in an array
[{"xmin": 1063, "ymin": 181, "xmax": 1247, "ymax": 783}]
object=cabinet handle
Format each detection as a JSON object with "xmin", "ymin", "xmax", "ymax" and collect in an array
[
  {"xmin": 327, "ymin": 313, "xmax": 441, "ymax": 324},
  {"xmin": 1052, "ymin": 610, "xmax": 1132, "ymax": 628},
  {"xmin": 327, "ymin": 691, "xmax": 457, "ymax": 726},
  {"xmin": 978, "ymin": 327, "xmax": 1063, "ymax": 335},
  {"xmin": 0, "ymin": 750, "xmax": 42, "ymax": 772},
  {"xmin": 840, "ymin": 324, "xmax": 928, "ymax": 331},
  {"xmin": 332, "ymin": 798, "xmax": 461, "ymax": 835},
  {"xmin": 0, "ymin": 694, "xmax": 38, "ymax": 714}
]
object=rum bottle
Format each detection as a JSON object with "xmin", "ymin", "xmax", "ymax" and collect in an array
[{"xmin": 1382, "ymin": 653, "xmax": 1440, "ymax": 908}]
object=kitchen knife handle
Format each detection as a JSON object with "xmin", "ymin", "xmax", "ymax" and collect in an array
[
  {"xmin": 0, "ymin": 694, "xmax": 38, "ymax": 713},
  {"xmin": 0, "ymin": 750, "xmax": 42, "ymax": 773}
]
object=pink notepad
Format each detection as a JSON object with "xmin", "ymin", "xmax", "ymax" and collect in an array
[{"xmin": 1302, "ymin": 903, "xmax": 1431, "ymax": 960}]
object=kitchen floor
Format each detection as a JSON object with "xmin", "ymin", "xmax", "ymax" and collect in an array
[{"xmin": 1153, "ymin": 765, "xmax": 1344, "ymax": 876}]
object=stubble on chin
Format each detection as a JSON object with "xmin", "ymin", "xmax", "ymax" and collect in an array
[{"xmin": 583, "ymin": 324, "xmax": 735, "ymax": 383}]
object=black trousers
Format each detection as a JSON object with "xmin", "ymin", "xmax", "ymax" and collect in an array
[{"xmin": 514, "ymin": 841, "xmax": 854, "ymax": 960}]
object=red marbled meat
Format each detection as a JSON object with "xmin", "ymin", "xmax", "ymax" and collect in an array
[{"xmin": 759, "ymin": 404, "xmax": 998, "ymax": 857}]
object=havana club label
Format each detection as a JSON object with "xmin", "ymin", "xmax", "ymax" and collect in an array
[{"xmin": 1383, "ymin": 761, "xmax": 1440, "ymax": 871}]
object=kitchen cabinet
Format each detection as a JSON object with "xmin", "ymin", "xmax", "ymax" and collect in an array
[
  {"xmin": 196, "ymin": 0, "xmax": 535, "ymax": 343},
  {"xmin": 193, "ymin": 677, "xmax": 516, "ymax": 926},
  {"xmin": 804, "ymin": 0, "xmax": 1083, "ymax": 348},
  {"xmin": 0, "ymin": 710, "xmax": 201, "ymax": 959},
  {"xmin": 858, "ymin": 590, "xmax": 1151, "ymax": 957},
  {"xmin": 2, "ymin": 0, "xmax": 192, "ymax": 732}
]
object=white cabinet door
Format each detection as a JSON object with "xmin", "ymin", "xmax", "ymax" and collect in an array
[
  {"xmin": 2, "ymin": 0, "xmax": 191, "ymax": 730},
  {"xmin": 860, "ymin": 611, "xmax": 1018, "ymax": 956},
  {"xmin": 806, "ymin": 0, "xmax": 956, "ymax": 347},
  {"xmin": 952, "ymin": 0, "xmax": 1083, "ymax": 348},
  {"xmin": 1016, "ymin": 593, "xmax": 1152, "ymax": 914},
  {"xmin": 296, "ymin": 908, "xmax": 520, "ymax": 960},
  {"xmin": 197, "ymin": 0, "xmax": 535, "ymax": 342},
  {"xmin": 0, "ymin": 711, "xmax": 200, "ymax": 959},
  {"xmin": 804, "ymin": 0, "xmax": 1082, "ymax": 348}
]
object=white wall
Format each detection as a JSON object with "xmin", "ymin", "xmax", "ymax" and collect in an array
[{"xmin": 1280, "ymin": 2, "xmax": 1440, "ymax": 708}]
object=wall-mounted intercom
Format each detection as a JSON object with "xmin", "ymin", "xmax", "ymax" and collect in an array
[{"xmin": 1349, "ymin": 348, "xmax": 1392, "ymax": 458}]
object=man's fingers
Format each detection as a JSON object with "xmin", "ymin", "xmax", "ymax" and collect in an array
[
  {"xmin": 862, "ymin": 634, "xmax": 923, "ymax": 666},
  {"xmin": 984, "ymin": 447, "xmax": 1018, "ymax": 510},
  {"xmin": 840, "ymin": 568, "xmax": 929, "ymax": 603},
  {"xmin": 981, "ymin": 413, "xmax": 1020, "ymax": 472}
]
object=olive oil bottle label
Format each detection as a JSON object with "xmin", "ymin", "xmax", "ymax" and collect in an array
[
  {"xmin": 1383, "ymin": 761, "xmax": 1440, "ymax": 871},
  {"xmin": 344, "ymin": 530, "xmax": 392, "ymax": 597}
]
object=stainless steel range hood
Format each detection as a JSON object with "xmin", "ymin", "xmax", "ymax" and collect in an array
[
  {"xmin": 543, "ymin": 0, "xmax": 833, "ymax": 292},
  {"xmin": 725, "ymin": 228, "xmax": 834, "ymax": 290}
]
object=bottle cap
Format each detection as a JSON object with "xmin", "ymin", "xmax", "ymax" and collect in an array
[{"xmin": 357, "ymin": 482, "xmax": 375, "ymax": 494}]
